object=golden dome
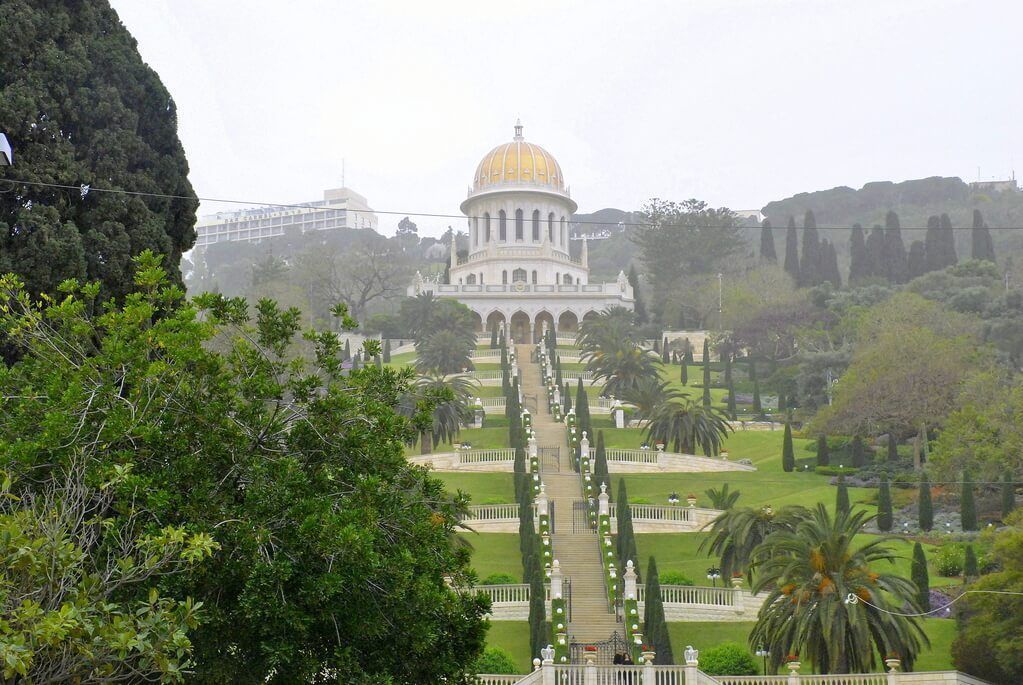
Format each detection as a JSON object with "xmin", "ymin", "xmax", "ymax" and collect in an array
[{"xmin": 472, "ymin": 121, "xmax": 566, "ymax": 193}]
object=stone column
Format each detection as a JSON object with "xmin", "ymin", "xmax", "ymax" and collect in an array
[
  {"xmin": 528, "ymin": 433, "xmax": 538, "ymax": 460},
  {"xmin": 536, "ymin": 482, "xmax": 549, "ymax": 517},
  {"xmin": 583, "ymin": 651, "xmax": 597, "ymax": 685},
  {"xmin": 731, "ymin": 575, "xmax": 744, "ymax": 615},
  {"xmin": 624, "ymin": 560, "xmax": 638, "ymax": 600},
  {"xmin": 642, "ymin": 650, "xmax": 656, "ymax": 684},
  {"xmin": 684, "ymin": 647, "xmax": 699, "ymax": 685},
  {"xmin": 580, "ymin": 431, "xmax": 590, "ymax": 461},
  {"xmin": 550, "ymin": 560, "xmax": 563, "ymax": 599},
  {"xmin": 598, "ymin": 482, "xmax": 610, "ymax": 517},
  {"xmin": 612, "ymin": 400, "xmax": 625, "ymax": 428}
]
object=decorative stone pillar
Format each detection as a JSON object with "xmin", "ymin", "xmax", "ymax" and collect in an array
[
  {"xmin": 553, "ymin": 385, "xmax": 561, "ymax": 405},
  {"xmin": 550, "ymin": 559, "xmax": 563, "ymax": 599},
  {"xmin": 536, "ymin": 482, "xmax": 549, "ymax": 517},
  {"xmin": 598, "ymin": 482, "xmax": 610, "ymax": 517},
  {"xmin": 786, "ymin": 659, "xmax": 801, "ymax": 685},
  {"xmin": 580, "ymin": 431, "xmax": 590, "ymax": 461},
  {"xmin": 611, "ymin": 400, "xmax": 625, "ymax": 428},
  {"xmin": 528, "ymin": 433, "xmax": 538, "ymax": 460},
  {"xmin": 683, "ymin": 646, "xmax": 699, "ymax": 685},
  {"xmin": 624, "ymin": 560, "xmax": 638, "ymax": 600},
  {"xmin": 583, "ymin": 651, "xmax": 597, "ymax": 685},
  {"xmin": 886, "ymin": 657, "xmax": 901, "ymax": 685},
  {"xmin": 642, "ymin": 649, "xmax": 656, "ymax": 685},
  {"xmin": 731, "ymin": 574, "xmax": 744, "ymax": 615}
]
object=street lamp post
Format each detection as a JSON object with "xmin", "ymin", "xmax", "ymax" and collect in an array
[
  {"xmin": 755, "ymin": 647, "xmax": 770, "ymax": 674},
  {"xmin": 706, "ymin": 567, "xmax": 721, "ymax": 588}
]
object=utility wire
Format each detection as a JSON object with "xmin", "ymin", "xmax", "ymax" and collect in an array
[
  {"xmin": 0, "ymin": 177, "xmax": 1013, "ymax": 231},
  {"xmin": 845, "ymin": 589, "xmax": 1023, "ymax": 617}
]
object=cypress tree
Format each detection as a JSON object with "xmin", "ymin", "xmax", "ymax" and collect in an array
[
  {"xmin": 911, "ymin": 543, "xmax": 930, "ymax": 611},
  {"xmin": 628, "ymin": 264, "xmax": 647, "ymax": 324},
  {"xmin": 964, "ymin": 545, "xmax": 979, "ymax": 578},
  {"xmin": 971, "ymin": 209, "xmax": 996, "ymax": 262},
  {"xmin": 616, "ymin": 480, "xmax": 638, "ymax": 574},
  {"xmin": 1002, "ymin": 472, "xmax": 1015, "ymax": 519},
  {"xmin": 653, "ymin": 338, "xmax": 661, "ymax": 353},
  {"xmin": 850, "ymin": 435, "xmax": 866, "ymax": 468},
  {"xmin": 887, "ymin": 434, "xmax": 899, "ymax": 462},
  {"xmin": 680, "ymin": 362, "xmax": 688, "ymax": 386},
  {"xmin": 799, "ymin": 210, "xmax": 823, "ymax": 287},
  {"xmin": 351, "ymin": 355, "xmax": 360, "ymax": 371},
  {"xmin": 961, "ymin": 471, "xmax": 978, "ymax": 531},
  {"xmin": 783, "ymin": 216, "xmax": 800, "ymax": 282},
  {"xmin": 848, "ymin": 224, "xmax": 869, "ymax": 284},
  {"xmin": 527, "ymin": 543, "xmax": 546, "ymax": 658},
  {"xmin": 594, "ymin": 431, "xmax": 609, "ymax": 491},
  {"xmin": 816, "ymin": 434, "xmax": 830, "ymax": 467},
  {"xmin": 836, "ymin": 475, "xmax": 850, "ymax": 516},
  {"xmin": 661, "ymin": 337, "xmax": 670, "ymax": 364},
  {"xmin": 918, "ymin": 471, "xmax": 933, "ymax": 532},
  {"xmin": 760, "ymin": 219, "xmax": 777, "ymax": 262},
  {"xmin": 514, "ymin": 443, "xmax": 527, "ymax": 502},
  {"xmin": 865, "ymin": 224, "xmax": 886, "ymax": 279},
  {"xmin": 575, "ymin": 379, "xmax": 591, "ymax": 438},
  {"xmin": 750, "ymin": 358, "xmax": 761, "ymax": 414},
  {"xmin": 643, "ymin": 557, "xmax": 674, "ymax": 665},
  {"xmin": 883, "ymin": 210, "xmax": 908, "ymax": 284},
  {"xmin": 878, "ymin": 474, "xmax": 893, "ymax": 532},
  {"xmin": 907, "ymin": 240, "xmax": 927, "ymax": 280},
  {"xmin": 702, "ymin": 339, "xmax": 712, "ymax": 407},
  {"xmin": 782, "ymin": 422, "xmax": 795, "ymax": 472},
  {"xmin": 490, "ymin": 325, "xmax": 499, "ymax": 349},
  {"xmin": 939, "ymin": 214, "xmax": 959, "ymax": 268},
  {"xmin": 723, "ymin": 345, "xmax": 735, "ymax": 418},
  {"xmin": 822, "ymin": 239, "xmax": 841, "ymax": 288},
  {"xmin": 563, "ymin": 383, "xmax": 572, "ymax": 413},
  {"xmin": 924, "ymin": 215, "xmax": 943, "ymax": 273},
  {"xmin": 382, "ymin": 338, "xmax": 392, "ymax": 363},
  {"xmin": 343, "ymin": 339, "xmax": 351, "ymax": 361},
  {"xmin": 684, "ymin": 341, "xmax": 694, "ymax": 366}
]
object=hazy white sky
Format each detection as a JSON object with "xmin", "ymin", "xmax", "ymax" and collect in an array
[{"xmin": 112, "ymin": 0, "xmax": 1022, "ymax": 238}]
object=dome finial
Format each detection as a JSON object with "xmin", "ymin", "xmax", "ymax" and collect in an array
[{"xmin": 513, "ymin": 118, "xmax": 524, "ymax": 141}]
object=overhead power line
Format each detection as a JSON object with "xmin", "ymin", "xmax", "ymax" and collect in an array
[
  {"xmin": 846, "ymin": 589, "xmax": 1023, "ymax": 617},
  {"xmin": 0, "ymin": 177, "xmax": 1014, "ymax": 231}
]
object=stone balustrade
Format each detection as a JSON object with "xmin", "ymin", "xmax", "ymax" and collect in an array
[
  {"xmin": 471, "ymin": 348, "xmax": 506, "ymax": 359},
  {"xmin": 605, "ymin": 448, "xmax": 757, "ymax": 474},
  {"xmin": 476, "ymin": 583, "xmax": 553, "ymax": 621},
  {"xmin": 408, "ymin": 449, "xmax": 514, "ymax": 472},
  {"xmin": 478, "ymin": 397, "xmax": 507, "ymax": 409}
]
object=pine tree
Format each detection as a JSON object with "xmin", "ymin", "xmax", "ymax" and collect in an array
[
  {"xmin": 750, "ymin": 358, "xmax": 761, "ymax": 414},
  {"xmin": 616, "ymin": 481, "xmax": 639, "ymax": 574},
  {"xmin": 971, "ymin": 209, "xmax": 996, "ymax": 262},
  {"xmin": 887, "ymin": 434, "xmax": 899, "ymax": 462},
  {"xmin": 848, "ymin": 224, "xmax": 869, "ymax": 284},
  {"xmin": 816, "ymin": 435, "xmax": 830, "ymax": 467},
  {"xmin": 964, "ymin": 545, "xmax": 979, "ymax": 578},
  {"xmin": 702, "ymin": 339, "xmax": 712, "ymax": 407},
  {"xmin": 783, "ymin": 216, "xmax": 800, "ymax": 282},
  {"xmin": 850, "ymin": 435, "xmax": 866, "ymax": 468},
  {"xmin": 961, "ymin": 471, "xmax": 978, "ymax": 531},
  {"xmin": 911, "ymin": 543, "xmax": 931, "ymax": 611},
  {"xmin": 628, "ymin": 264, "xmax": 647, "ymax": 324},
  {"xmin": 907, "ymin": 240, "xmax": 927, "ymax": 280},
  {"xmin": 883, "ymin": 211, "xmax": 908, "ymax": 284},
  {"xmin": 563, "ymin": 384, "xmax": 572, "ymax": 413},
  {"xmin": 382, "ymin": 339, "xmax": 391, "ymax": 363},
  {"xmin": 760, "ymin": 219, "xmax": 777, "ymax": 262},
  {"xmin": 836, "ymin": 475, "xmax": 850, "ymax": 516},
  {"xmin": 865, "ymin": 224, "xmax": 886, "ymax": 279},
  {"xmin": 799, "ymin": 210, "xmax": 823, "ymax": 287},
  {"xmin": 1002, "ymin": 472, "xmax": 1015, "ymax": 519},
  {"xmin": 643, "ymin": 557, "xmax": 674, "ymax": 665},
  {"xmin": 575, "ymin": 379, "xmax": 591, "ymax": 438},
  {"xmin": 343, "ymin": 339, "xmax": 351, "ymax": 361},
  {"xmin": 878, "ymin": 474, "xmax": 893, "ymax": 532},
  {"xmin": 782, "ymin": 422, "xmax": 795, "ymax": 473},
  {"xmin": 918, "ymin": 471, "xmax": 933, "ymax": 532},
  {"xmin": 822, "ymin": 239, "xmax": 841, "ymax": 288}
]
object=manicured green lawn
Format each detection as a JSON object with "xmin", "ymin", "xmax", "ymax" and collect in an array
[
  {"xmin": 486, "ymin": 621, "xmax": 531, "ymax": 673},
  {"xmin": 474, "ymin": 362, "xmax": 504, "ymax": 370},
  {"xmin": 478, "ymin": 385, "xmax": 506, "ymax": 397},
  {"xmin": 435, "ymin": 472, "xmax": 515, "ymax": 504},
  {"xmin": 404, "ymin": 427, "xmax": 509, "ymax": 455},
  {"xmin": 665, "ymin": 619, "xmax": 955, "ymax": 673},
  {"xmin": 386, "ymin": 351, "xmax": 417, "ymax": 366},
  {"xmin": 460, "ymin": 532, "xmax": 523, "ymax": 581}
]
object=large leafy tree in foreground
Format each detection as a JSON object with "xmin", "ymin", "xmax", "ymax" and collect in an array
[
  {"xmin": 0, "ymin": 0, "xmax": 197, "ymax": 299},
  {"xmin": 750, "ymin": 505, "xmax": 927, "ymax": 674},
  {"xmin": 0, "ymin": 253, "xmax": 488, "ymax": 683}
]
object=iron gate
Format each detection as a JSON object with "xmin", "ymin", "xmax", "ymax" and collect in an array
[
  {"xmin": 571, "ymin": 500, "xmax": 594, "ymax": 533},
  {"xmin": 569, "ymin": 631, "xmax": 629, "ymax": 665},
  {"xmin": 538, "ymin": 445, "xmax": 560, "ymax": 472}
]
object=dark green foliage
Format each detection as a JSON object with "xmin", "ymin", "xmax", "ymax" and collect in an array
[
  {"xmin": 781, "ymin": 422, "xmax": 795, "ymax": 472},
  {"xmin": 616, "ymin": 480, "xmax": 639, "ymax": 572},
  {"xmin": 799, "ymin": 210, "xmax": 822, "ymax": 287},
  {"xmin": 850, "ymin": 435, "xmax": 866, "ymax": 468},
  {"xmin": 760, "ymin": 219, "xmax": 777, "ymax": 262},
  {"xmin": 878, "ymin": 473, "xmax": 893, "ymax": 532},
  {"xmin": 575, "ymin": 378, "xmax": 591, "ymax": 438},
  {"xmin": 866, "ymin": 224, "xmax": 886, "ymax": 279},
  {"xmin": 680, "ymin": 362, "xmax": 688, "ymax": 386},
  {"xmin": 702, "ymin": 339, "xmax": 712, "ymax": 407},
  {"xmin": 971, "ymin": 209, "xmax": 996, "ymax": 262},
  {"xmin": 964, "ymin": 545, "xmax": 979, "ymax": 578},
  {"xmin": 919, "ymin": 472, "xmax": 934, "ymax": 532},
  {"xmin": 835, "ymin": 475, "xmax": 850, "ymax": 516},
  {"xmin": 643, "ymin": 557, "xmax": 674, "ymax": 665},
  {"xmin": 816, "ymin": 435, "xmax": 830, "ymax": 467},
  {"xmin": 961, "ymin": 471, "xmax": 978, "ymax": 531},
  {"xmin": 783, "ymin": 216, "xmax": 800, "ymax": 282},
  {"xmin": 563, "ymin": 383, "xmax": 572, "ymax": 413},
  {"xmin": 490, "ymin": 325, "xmax": 499, "ymax": 349},
  {"xmin": 884, "ymin": 210, "xmax": 908, "ymax": 284},
  {"xmin": 374, "ymin": 355, "xmax": 382, "ymax": 369},
  {"xmin": 661, "ymin": 337, "xmax": 670, "ymax": 364},
  {"xmin": 848, "ymin": 224, "xmax": 869, "ymax": 284},
  {"xmin": 382, "ymin": 338, "xmax": 391, "ymax": 363},
  {"xmin": 724, "ymin": 346, "xmax": 736, "ymax": 419},
  {"xmin": 821, "ymin": 239, "xmax": 841, "ymax": 288},
  {"xmin": 907, "ymin": 240, "xmax": 927, "ymax": 280},
  {"xmin": 528, "ymin": 556, "xmax": 546, "ymax": 659},
  {"xmin": 750, "ymin": 358, "xmax": 761, "ymax": 414},
  {"xmin": 698, "ymin": 643, "xmax": 758, "ymax": 676},
  {"xmin": 0, "ymin": 1, "xmax": 197, "ymax": 300},
  {"xmin": 911, "ymin": 543, "xmax": 931, "ymax": 611},
  {"xmin": 343, "ymin": 339, "xmax": 351, "ymax": 361},
  {"xmin": 628, "ymin": 264, "xmax": 647, "ymax": 324},
  {"xmin": 1002, "ymin": 472, "xmax": 1015, "ymax": 519},
  {"xmin": 472, "ymin": 647, "xmax": 519, "ymax": 675},
  {"xmin": 887, "ymin": 434, "xmax": 899, "ymax": 462},
  {"xmin": 594, "ymin": 431, "xmax": 609, "ymax": 492}
]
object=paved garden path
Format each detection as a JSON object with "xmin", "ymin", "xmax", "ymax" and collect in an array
[{"xmin": 517, "ymin": 345, "xmax": 620, "ymax": 643}]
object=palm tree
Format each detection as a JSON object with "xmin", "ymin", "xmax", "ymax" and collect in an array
[
  {"xmin": 398, "ymin": 372, "xmax": 478, "ymax": 453},
  {"xmin": 416, "ymin": 330, "xmax": 474, "ymax": 375},
  {"xmin": 645, "ymin": 396, "xmax": 732, "ymax": 456},
  {"xmin": 587, "ymin": 345, "xmax": 661, "ymax": 398},
  {"xmin": 699, "ymin": 504, "xmax": 809, "ymax": 580},
  {"xmin": 621, "ymin": 377, "xmax": 682, "ymax": 419},
  {"xmin": 750, "ymin": 504, "xmax": 929, "ymax": 674},
  {"xmin": 576, "ymin": 306, "xmax": 641, "ymax": 355}
]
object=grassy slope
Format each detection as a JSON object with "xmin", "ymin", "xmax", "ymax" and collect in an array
[
  {"xmin": 459, "ymin": 532, "xmax": 523, "ymax": 580},
  {"xmin": 485, "ymin": 621, "xmax": 532, "ymax": 673},
  {"xmin": 435, "ymin": 472, "xmax": 515, "ymax": 504}
]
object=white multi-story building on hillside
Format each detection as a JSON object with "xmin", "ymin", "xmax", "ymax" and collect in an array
[
  {"xmin": 193, "ymin": 187, "xmax": 378, "ymax": 249},
  {"xmin": 410, "ymin": 121, "xmax": 634, "ymax": 342}
]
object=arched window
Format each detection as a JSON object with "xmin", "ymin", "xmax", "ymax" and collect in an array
[
  {"xmin": 532, "ymin": 210, "xmax": 540, "ymax": 241},
  {"xmin": 499, "ymin": 211, "xmax": 507, "ymax": 241},
  {"xmin": 560, "ymin": 217, "xmax": 567, "ymax": 246},
  {"xmin": 466, "ymin": 273, "xmax": 477, "ymax": 285},
  {"xmin": 563, "ymin": 274, "xmax": 573, "ymax": 285},
  {"xmin": 531, "ymin": 270, "xmax": 538, "ymax": 284},
  {"xmin": 502, "ymin": 270, "xmax": 508, "ymax": 285},
  {"xmin": 548, "ymin": 213, "xmax": 555, "ymax": 242},
  {"xmin": 472, "ymin": 217, "xmax": 479, "ymax": 248},
  {"xmin": 515, "ymin": 209, "xmax": 524, "ymax": 241},
  {"xmin": 513, "ymin": 268, "xmax": 527, "ymax": 283},
  {"xmin": 555, "ymin": 272, "xmax": 559, "ymax": 283},
  {"xmin": 484, "ymin": 213, "xmax": 491, "ymax": 242}
]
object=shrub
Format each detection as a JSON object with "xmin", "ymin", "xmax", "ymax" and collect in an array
[
  {"xmin": 473, "ymin": 647, "xmax": 518, "ymax": 675},
  {"xmin": 878, "ymin": 474, "xmax": 893, "ymax": 532},
  {"xmin": 698, "ymin": 642, "xmax": 758, "ymax": 676},
  {"xmin": 815, "ymin": 465, "xmax": 858, "ymax": 477},
  {"xmin": 934, "ymin": 545, "xmax": 965, "ymax": 577},
  {"xmin": 658, "ymin": 571, "xmax": 695, "ymax": 586},
  {"xmin": 481, "ymin": 573, "xmax": 518, "ymax": 585}
]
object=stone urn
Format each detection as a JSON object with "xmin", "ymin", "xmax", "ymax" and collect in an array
[
  {"xmin": 786, "ymin": 660, "xmax": 801, "ymax": 676},
  {"xmin": 885, "ymin": 657, "xmax": 901, "ymax": 673},
  {"xmin": 730, "ymin": 575, "xmax": 744, "ymax": 589},
  {"xmin": 641, "ymin": 649, "xmax": 656, "ymax": 665}
]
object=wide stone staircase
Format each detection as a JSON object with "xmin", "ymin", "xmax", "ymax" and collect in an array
[{"xmin": 517, "ymin": 345, "xmax": 621, "ymax": 644}]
